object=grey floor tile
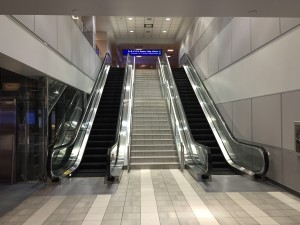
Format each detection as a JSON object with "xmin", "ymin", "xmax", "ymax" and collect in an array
[
  {"xmin": 42, "ymin": 222, "xmax": 63, "ymax": 225},
  {"xmin": 123, "ymin": 207, "xmax": 140, "ymax": 213},
  {"xmin": 178, "ymin": 218, "xmax": 200, "ymax": 225},
  {"xmin": 235, "ymin": 217, "xmax": 259, "ymax": 225},
  {"xmin": 45, "ymin": 214, "xmax": 68, "ymax": 222},
  {"xmin": 122, "ymin": 213, "xmax": 140, "ymax": 220},
  {"xmin": 216, "ymin": 217, "xmax": 240, "ymax": 225},
  {"xmin": 159, "ymin": 218, "xmax": 180, "ymax": 225},
  {"xmin": 157, "ymin": 206, "xmax": 175, "ymax": 212},
  {"xmin": 101, "ymin": 220, "xmax": 121, "ymax": 225},
  {"xmin": 158, "ymin": 212, "xmax": 177, "ymax": 219},
  {"xmin": 62, "ymin": 221, "xmax": 83, "ymax": 225},
  {"xmin": 103, "ymin": 213, "xmax": 122, "ymax": 220},
  {"xmin": 271, "ymin": 216, "xmax": 298, "ymax": 224},
  {"xmin": 121, "ymin": 220, "xmax": 140, "ymax": 225},
  {"xmin": 65, "ymin": 214, "xmax": 86, "ymax": 221},
  {"xmin": 228, "ymin": 210, "xmax": 250, "ymax": 218},
  {"xmin": 106, "ymin": 206, "xmax": 124, "ymax": 213}
]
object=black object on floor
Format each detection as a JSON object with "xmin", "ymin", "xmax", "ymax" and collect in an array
[
  {"xmin": 172, "ymin": 68, "xmax": 233, "ymax": 174},
  {"xmin": 74, "ymin": 68, "xmax": 125, "ymax": 177}
]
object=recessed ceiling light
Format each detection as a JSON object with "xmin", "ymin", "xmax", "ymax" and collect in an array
[
  {"xmin": 167, "ymin": 55, "xmax": 171, "ymax": 58},
  {"xmin": 166, "ymin": 18, "xmax": 171, "ymax": 21},
  {"xmin": 167, "ymin": 49, "xmax": 174, "ymax": 52},
  {"xmin": 136, "ymin": 49, "xmax": 142, "ymax": 50},
  {"xmin": 128, "ymin": 17, "xmax": 133, "ymax": 20},
  {"xmin": 130, "ymin": 30, "xmax": 134, "ymax": 33},
  {"xmin": 136, "ymin": 56, "xmax": 142, "ymax": 58},
  {"xmin": 162, "ymin": 30, "xmax": 167, "ymax": 33}
]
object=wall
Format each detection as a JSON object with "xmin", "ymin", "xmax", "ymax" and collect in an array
[
  {"xmin": 0, "ymin": 15, "xmax": 101, "ymax": 93},
  {"xmin": 180, "ymin": 17, "xmax": 300, "ymax": 193}
]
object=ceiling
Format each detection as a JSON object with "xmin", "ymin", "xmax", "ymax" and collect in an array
[
  {"xmin": 1, "ymin": 0, "xmax": 300, "ymax": 17},
  {"xmin": 110, "ymin": 17, "xmax": 183, "ymax": 40}
]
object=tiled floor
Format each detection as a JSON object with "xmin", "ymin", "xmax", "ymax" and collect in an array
[{"xmin": 1, "ymin": 170, "xmax": 300, "ymax": 225}]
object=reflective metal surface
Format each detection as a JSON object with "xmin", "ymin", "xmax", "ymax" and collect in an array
[
  {"xmin": 180, "ymin": 53, "xmax": 269, "ymax": 177},
  {"xmin": 0, "ymin": 99, "xmax": 16, "ymax": 184},
  {"xmin": 49, "ymin": 54, "xmax": 109, "ymax": 179},
  {"xmin": 157, "ymin": 55, "xmax": 211, "ymax": 180},
  {"xmin": 108, "ymin": 54, "xmax": 135, "ymax": 180}
]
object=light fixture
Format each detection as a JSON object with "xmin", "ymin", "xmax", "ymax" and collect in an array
[
  {"xmin": 162, "ymin": 30, "xmax": 167, "ymax": 33},
  {"xmin": 167, "ymin": 49, "xmax": 174, "ymax": 52},
  {"xmin": 128, "ymin": 17, "xmax": 133, "ymax": 20},
  {"xmin": 167, "ymin": 55, "xmax": 171, "ymax": 58},
  {"xmin": 136, "ymin": 56, "xmax": 142, "ymax": 58},
  {"xmin": 136, "ymin": 48, "xmax": 142, "ymax": 50},
  {"xmin": 71, "ymin": 10, "xmax": 79, "ymax": 20},
  {"xmin": 130, "ymin": 30, "xmax": 134, "ymax": 33},
  {"xmin": 166, "ymin": 18, "xmax": 171, "ymax": 21}
]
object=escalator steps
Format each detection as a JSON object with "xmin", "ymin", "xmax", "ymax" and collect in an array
[
  {"xmin": 172, "ymin": 68, "xmax": 233, "ymax": 174},
  {"xmin": 74, "ymin": 68, "xmax": 125, "ymax": 177}
]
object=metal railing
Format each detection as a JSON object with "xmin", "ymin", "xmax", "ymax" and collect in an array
[
  {"xmin": 157, "ymin": 54, "xmax": 211, "ymax": 179},
  {"xmin": 49, "ymin": 53, "xmax": 112, "ymax": 179},
  {"xmin": 107, "ymin": 54, "xmax": 135, "ymax": 180},
  {"xmin": 180, "ymin": 53, "xmax": 269, "ymax": 177}
]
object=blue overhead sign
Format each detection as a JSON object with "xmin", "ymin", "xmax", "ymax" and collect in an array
[{"xmin": 123, "ymin": 49, "xmax": 162, "ymax": 56}]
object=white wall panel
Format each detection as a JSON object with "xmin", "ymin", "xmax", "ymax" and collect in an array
[
  {"xmin": 82, "ymin": 37, "xmax": 90, "ymax": 75},
  {"xmin": 13, "ymin": 15, "xmax": 34, "ymax": 31},
  {"xmin": 231, "ymin": 17, "xmax": 251, "ymax": 62},
  {"xmin": 282, "ymin": 150, "xmax": 300, "ymax": 192},
  {"xmin": 232, "ymin": 99, "xmax": 252, "ymax": 141},
  {"xmin": 282, "ymin": 91, "xmax": 300, "ymax": 151},
  {"xmin": 280, "ymin": 18, "xmax": 300, "ymax": 34},
  {"xmin": 57, "ymin": 16, "xmax": 72, "ymax": 61},
  {"xmin": 251, "ymin": 17, "xmax": 280, "ymax": 50},
  {"xmin": 208, "ymin": 36, "xmax": 218, "ymax": 76},
  {"xmin": 35, "ymin": 15, "xmax": 58, "ymax": 50},
  {"xmin": 217, "ymin": 102, "xmax": 233, "ymax": 132},
  {"xmin": 0, "ymin": 15, "xmax": 94, "ymax": 93},
  {"xmin": 252, "ymin": 94, "xmax": 281, "ymax": 147},
  {"xmin": 198, "ymin": 46, "xmax": 209, "ymax": 79},
  {"xmin": 264, "ymin": 145, "xmax": 283, "ymax": 184},
  {"xmin": 204, "ymin": 26, "xmax": 300, "ymax": 103},
  {"xmin": 218, "ymin": 22, "xmax": 232, "ymax": 70},
  {"xmin": 71, "ymin": 22, "xmax": 83, "ymax": 71}
]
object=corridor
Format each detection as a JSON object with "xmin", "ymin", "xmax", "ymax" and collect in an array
[{"xmin": 0, "ymin": 170, "xmax": 300, "ymax": 225}]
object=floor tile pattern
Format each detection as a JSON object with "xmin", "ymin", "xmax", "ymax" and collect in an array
[{"xmin": 1, "ymin": 170, "xmax": 300, "ymax": 225}]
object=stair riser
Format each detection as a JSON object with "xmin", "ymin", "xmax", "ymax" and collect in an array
[
  {"xmin": 131, "ymin": 140, "xmax": 175, "ymax": 145},
  {"xmin": 131, "ymin": 151, "xmax": 178, "ymax": 157},
  {"xmin": 132, "ymin": 135, "xmax": 174, "ymax": 140},
  {"xmin": 130, "ymin": 164, "xmax": 180, "ymax": 169},
  {"xmin": 133, "ymin": 121, "xmax": 170, "ymax": 126},
  {"xmin": 131, "ymin": 145, "xmax": 176, "ymax": 150},
  {"xmin": 131, "ymin": 158, "xmax": 179, "ymax": 163}
]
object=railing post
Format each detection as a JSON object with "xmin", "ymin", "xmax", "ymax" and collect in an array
[
  {"xmin": 180, "ymin": 142, "xmax": 184, "ymax": 171},
  {"xmin": 127, "ymin": 145, "xmax": 130, "ymax": 172}
]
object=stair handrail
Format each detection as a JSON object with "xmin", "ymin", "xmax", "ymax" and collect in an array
[
  {"xmin": 48, "ymin": 53, "xmax": 111, "ymax": 179},
  {"xmin": 48, "ymin": 83, "xmax": 67, "ymax": 114},
  {"xmin": 107, "ymin": 54, "xmax": 135, "ymax": 181},
  {"xmin": 180, "ymin": 53, "xmax": 269, "ymax": 177},
  {"xmin": 157, "ymin": 55, "xmax": 211, "ymax": 177}
]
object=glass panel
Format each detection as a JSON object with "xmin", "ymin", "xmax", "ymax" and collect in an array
[
  {"xmin": 180, "ymin": 54, "xmax": 268, "ymax": 176},
  {"xmin": 157, "ymin": 55, "xmax": 210, "ymax": 177}
]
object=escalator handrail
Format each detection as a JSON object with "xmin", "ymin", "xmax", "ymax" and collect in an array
[
  {"xmin": 49, "ymin": 91, "xmax": 81, "ymax": 147},
  {"xmin": 158, "ymin": 55, "xmax": 211, "ymax": 176},
  {"xmin": 107, "ymin": 54, "xmax": 134, "ymax": 179},
  {"xmin": 181, "ymin": 53, "xmax": 269, "ymax": 177},
  {"xmin": 51, "ymin": 53, "xmax": 110, "ymax": 152},
  {"xmin": 48, "ymin": 84, "xmax": 67, "ymax": 114}
]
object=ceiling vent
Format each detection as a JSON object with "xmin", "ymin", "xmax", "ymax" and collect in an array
[{"xmin": 144, "ymin": 24, "xmax": 153, "ymax": 28}]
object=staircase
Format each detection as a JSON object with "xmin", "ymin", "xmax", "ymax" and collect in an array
[
  {"xmin": 74, "ymin": 68, "xmax": 125, "ymax": 177},
  {"xmin": 172, "ymin": 67, "xmax": 233, "ymax": 174},
  {"xmin": 130, "ymin": 69, "xmax": 180, "ymax": 169}
]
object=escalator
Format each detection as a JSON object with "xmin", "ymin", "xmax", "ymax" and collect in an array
[
  {"xmin": 48, "ymin": 54, "xmax": 135, "ymax": 182},
  {"xmin": 172, "ymin": 68, "xmax": 232, "ymax": 174},
  {"xmin": 74, "ymin": 68, "xmax": 125, "ymax": 177},
  {"xmin": 158, "ymin": 53, "xmax": 268, "ymax": 179}
]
